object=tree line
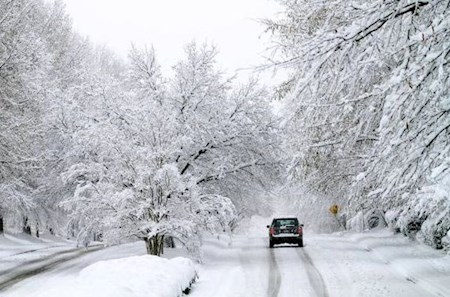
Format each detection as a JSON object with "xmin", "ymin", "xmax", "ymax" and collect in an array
[
  {"xmin": 2, "ymin": 0, "xmax": 448, "ymax": 254},
  {"xmin": 0, "ymin": 0, "xmax": 280, "ymax": 256},
  {"xmin": 267, "ymin": 0, "xmax": 450, "ymax": 249}
]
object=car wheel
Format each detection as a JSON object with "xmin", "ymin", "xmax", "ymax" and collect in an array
[
  {"xmin": 298, "ymin": 239, "xmax": 303, "ymax": 247},
  {"xmin": 269, "ymin": 240, "xmax": 274, "ymax": 248}
]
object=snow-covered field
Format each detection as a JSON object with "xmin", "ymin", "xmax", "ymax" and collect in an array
[{"xmin": 1, "ymin": 219, "xmax": 450, "ymax": 297}]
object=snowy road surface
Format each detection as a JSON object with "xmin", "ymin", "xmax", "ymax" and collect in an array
[
  {"xmin": 191, "ymin": 231, "xmax": 450, "ymax": 297},
  {"xmin": 0, "ymin": 245, "xmax": 103, "ymax": 290},
  {"xmin": 189, "ymin": 235, "xmax": 331, "ymax": 297},
  {"xmin": 0, "ymin": 242, "xmax": 146, "ymax": 296},
  {"xmin": 2, "ymin": 230, "xmax": 450, "ymax": 297}
]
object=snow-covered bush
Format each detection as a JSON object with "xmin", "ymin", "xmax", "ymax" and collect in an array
[
  {"xmin": 347, "ymin": 211, "xmax": 365, "ymax": 232},
  {"xmin": 443, "ymin": 230, "xmax": 450, "ymax": 252},
  {"xmin": 396, "ymin": 170, "xmax": 450, "ymax": 249},
  {"xmin": 347, "ymin": 209, "xmax": 387, "ymax": 232},
  {"xmin": 365, "ymin": 209, "xmax": 387, "ymax": 230},
  {"xmin": 384, "ymin": 208, "xmax": 402, "ymax": 233}
]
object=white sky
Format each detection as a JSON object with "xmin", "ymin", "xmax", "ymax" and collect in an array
[{"xmin": 62, "ymin": 0, "xmax": 284, "ymax": 82}]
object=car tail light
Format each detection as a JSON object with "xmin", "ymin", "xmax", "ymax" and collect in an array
[
  {"xmin": 297, "ymin": 226, "xmax": 303, "ymax": 235},
  {"xmin": 269, "ymin": 227, "xmax": 275, "ymax": 236}
]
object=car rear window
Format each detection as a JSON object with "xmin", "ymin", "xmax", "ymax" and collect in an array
[{"xmin": 273, "ymin": 218, "xmax": 298, "ymax": 227}]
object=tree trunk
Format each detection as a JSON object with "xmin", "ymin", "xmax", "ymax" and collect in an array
[
  {"xmin": 36, "ymin": 222, "xmax": 39, "ymax": 238},
  {"xmin": 93, "ymin": 232, "xmax": 102, "ymax": 242},
  {"xmin": 144, "ymin": 235, "xmax": 165, "ymax": 256},
  {"xmin": 164, "ymin": 236, "xmax": 175, "ymax": 248},
  {"xmin": 23, "ymin": 217, "xmax": 31, "ymax": 235},
  {"xmin": 0, "ymin": 211, "xmax": 4, "ymax": 234}
]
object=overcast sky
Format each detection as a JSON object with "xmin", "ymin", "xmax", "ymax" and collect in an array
[{"xmin": 62, "ymin": 0, "xmax": 283, "ymax": 82}]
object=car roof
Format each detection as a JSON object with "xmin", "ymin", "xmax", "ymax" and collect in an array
[{"xmin": 272, "ymin": 217, "xmax": 298, "ymax": 220}]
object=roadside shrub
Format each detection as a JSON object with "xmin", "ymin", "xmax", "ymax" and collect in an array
[
  {"xmin": 416, "ymin": 206, "xmax": 450, "ymax": 249},
  {"xmin": 347, "ymin": 209, "xmax": 387, "ymax": 232},
  {"xmin": 364, "ymin": 209, "xmax": 387, "ymax": 230},
  {"xmin": 397, "ymin": 178, "xmax": 450, "ymax": 249},
  {"xmin": 442, "ymin": 230, "xmax": 450, "ymax": 252},
  {"xmin": 385, "ymin": 208, "xmax": 402, "ymax": 233}
]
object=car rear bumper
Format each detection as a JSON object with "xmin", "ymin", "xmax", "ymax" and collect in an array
[{"xmin": 270, "ymin": 235, "xmax": 302, "ymax": 244}]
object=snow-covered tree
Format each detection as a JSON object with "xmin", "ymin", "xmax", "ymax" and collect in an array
[
  {"xmin": 0, "ymin": 1, "xmax": 280, "ymax": 254},
  {"xmin": 62, "ymin": 42, "xmax": 280, "ymax": 256},
  {"xmin": 0, "ymin": 0, "xmax": 73, "ymax": 234},
  {"xmin": 0, "ymin": 0, "xmax": 122, "ymax": 236},
  {"xmin": 267, "ymin": 0, "xmax": 450, "ymax": 247}
]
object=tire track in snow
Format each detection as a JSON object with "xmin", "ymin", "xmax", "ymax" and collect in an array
[
  {"xmin": 0, "ymin": 245, "xmax": 66, "ymax": 260},
  {"xmin": 296, "ymin": 248, "xmax": 329, "ymax": 297},
  {"xmin": 268, "ymin": 249, "xmax": 281, "ymax": 297},
  {"xmin": 0, "ymin": 247, "xmax": 82, "ymax": 276},
  {"xmin": 0, "ymin": 246, "xmax": 103, "ymax": 291}
]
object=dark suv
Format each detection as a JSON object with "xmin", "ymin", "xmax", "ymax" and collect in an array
[{"xmin": 267, "ymin": 217, "xmax": 303, "ymax": 248}]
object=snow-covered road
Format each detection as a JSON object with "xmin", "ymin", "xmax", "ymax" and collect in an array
[
  {"xmin": 0, "ymin": 246, "xmax": 102, "ymax": 290},
  {"xmin": 191, "ymin": 230, "xmax": 450, "ymax": 297},
  {"xmin": 189, "ymin": 235, "xmax": 330, "ymax": 297},
  {"xmin": 2, "ymin": 229, "xmax": 450, "ymax": 297}
]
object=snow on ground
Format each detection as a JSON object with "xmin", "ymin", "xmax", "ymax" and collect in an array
[
  {"xmin": 1, "ymin": 235, "xmax": 195, "ymax": 297},
  {"xmin": 304, "ymin": 230, "xmax": 450, "ymax": 297},
  {"xmin": 29, "ymin": 256, "xmax": 196, "ymax": 297},
  {"xmin": 2, "ymin": 219, "xmax": 450, "ymax": 297},
  {"xmin": 190, "ymin": 217, "xmax": 450, "ymax": 297},
  {"xmin": 0, "ymin": 233, "xmax": 73, "ymax": 258},
  {"xmin": 0, "ymin": 233, "xmax": 79, "ymax": 282},
  {"xmin": 191, "ymin": 234, "xmax": 269, "ymax": 297}
]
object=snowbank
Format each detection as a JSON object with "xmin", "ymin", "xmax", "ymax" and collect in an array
[{"xmin": 37, "ymin": 255, "xmax": 197, "ymax": 297}]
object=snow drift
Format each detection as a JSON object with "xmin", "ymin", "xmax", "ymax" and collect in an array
[{"xmin": 36, "ymin": 255, "xmax": 197, "ymax": 297}]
